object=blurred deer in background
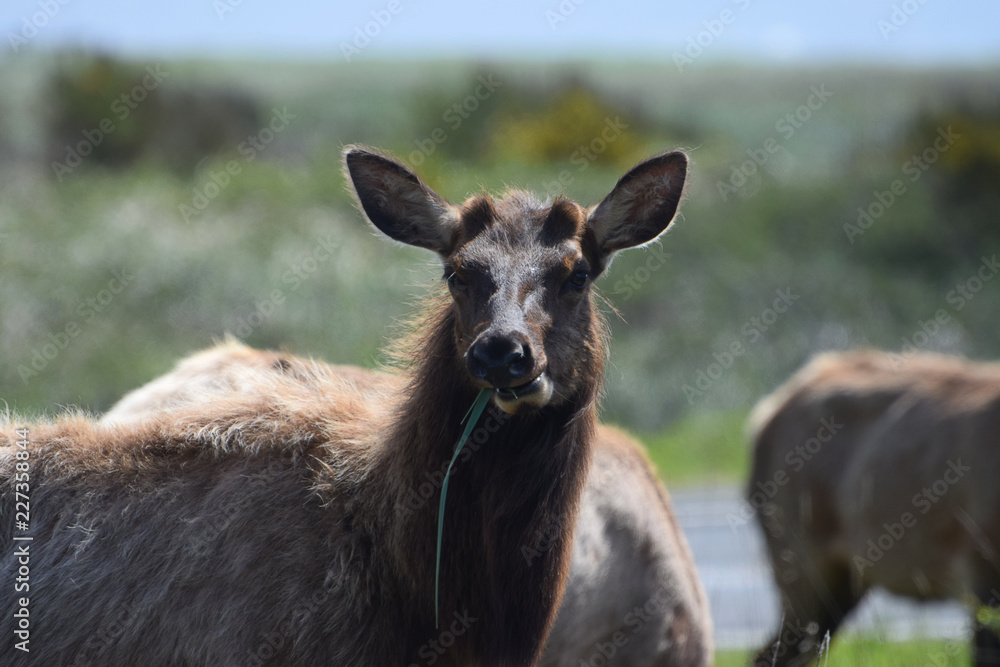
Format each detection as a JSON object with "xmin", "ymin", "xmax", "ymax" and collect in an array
[{"xmin": 749, "ymin": 350, "xmax": 1000, "ymax": 666}]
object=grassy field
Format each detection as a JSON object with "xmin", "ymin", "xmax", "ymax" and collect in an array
[
  {"xmin": 716, "ymin": 636, "xmax": 969, "ymax": 666},
  {"xmin": 2, "ymin": 56, "xmax": 999, "ymax": 489}
]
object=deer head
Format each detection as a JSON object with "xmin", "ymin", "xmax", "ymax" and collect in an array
[{"xmin": 344, "ymin": 146, "xmax": 687, "ymax": 414}]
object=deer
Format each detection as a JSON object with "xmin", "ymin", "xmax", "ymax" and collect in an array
[
  {"xmin": 100, "ymin": 340, "xmax": 713, "ymax": 666},
  {"xmin": 747, "ymin": 350, "xmax": 1000, "ymax": 666},
  {"xmin": 1, "ymin": 145, "xmax": 697, "ymax": 665}
]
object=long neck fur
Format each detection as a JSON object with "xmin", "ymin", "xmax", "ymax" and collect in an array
[{"xmin": 370, "ymin": 296, "xmax": 603, "ymax": 665}]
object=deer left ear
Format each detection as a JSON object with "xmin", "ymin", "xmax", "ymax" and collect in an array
[
  {"xmin": 343, "ymin": 145, "xmax": 459, "ymax": 256},
  {"xmin": 587, "ymin": 151, "xmax": 687, "ymax": 256}
]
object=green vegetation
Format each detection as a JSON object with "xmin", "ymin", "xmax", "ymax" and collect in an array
[
  {"xmin": 2, "ymin": 55, "xmax": 999, "ymax": 489},
  {"xmin": 630, "ymin": 409, "xmax": 748, "ymax": 486},
  {"xmin": 716, "ymin": 636, "xmax": 969, "ymax": 666}
]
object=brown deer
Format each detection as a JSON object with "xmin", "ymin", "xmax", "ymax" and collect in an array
[
  {"xmin": 1, "ymin": 145, "xmax": 692, "ymax": 665},
  {"xmin": 101, "ymin": 340, "xmax": 713, "ymax": 666},
  {"xmin": 748, "ymin": 350, "xmax": 1000, "ymax": 666}
]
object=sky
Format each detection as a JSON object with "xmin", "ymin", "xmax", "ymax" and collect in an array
[{"xmin": 3, "ymin": 0, "xmax": 1000, "ymax": 65}]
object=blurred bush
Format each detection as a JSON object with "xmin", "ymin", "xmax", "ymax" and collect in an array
[
  {"xmin": 847, "ymin": 98, "xmax": 1000, "ymax": 279},
  {"xmin": 45, "ymin": 54, "xmax": 260, "ymax": 175},
  {"xmin": 912, "ymin": 103, "xmax": 1000, "ymax": 245},
  {"xmin": 489, "ymin": 85, "xmax": 646, "ymax": 166},
  {"xmin": 46, "ymin": 55, "xmax": 161, "ymax": 167},
  {"xmin": 396, "ymin": 71, "xmax": 684, "ymax": 171}
]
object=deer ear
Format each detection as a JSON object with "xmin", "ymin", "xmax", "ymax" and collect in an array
[
  {"xmin": 343, "ymin": 145, "xmax": 459, "ymax": 255},
  {"xmin": 587, "ymin": 151, "xmax": 687, "ymax": 256}
]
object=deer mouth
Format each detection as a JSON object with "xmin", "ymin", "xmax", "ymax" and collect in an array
[
  {"xmin": 495, "ymin": 374, "xmax": 543, "ymax": 398},
  {"xmin": 492, "ymin": 373, "xmax": 553, "ymax": 413}
]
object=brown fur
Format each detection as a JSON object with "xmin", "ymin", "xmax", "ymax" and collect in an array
[
  {"xmin": 103, "ymin": 341, "xmax": 713, "ymax": 666},
  {"xmin": 541, "ymin": 425, "xmax": 712, "ymax": 666},
  {"xmin": 0, "ymin": 145, "xmax": 690, "ymax": 665},
  {"xmin": 748, "ymin": 350, "xmax": 1000, "ymax": 666}
]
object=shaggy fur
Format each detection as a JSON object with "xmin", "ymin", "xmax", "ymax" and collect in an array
[
  {"xmin": 748, "ymin": 350, "xmax": 1000, "ymax": 666},
  {"xmin": 541, "ymin": 425, "xmax": 712, "ymax": 666},
  {"xmin": 103, "ymin": 341, "xmax": 713, "ymax": 666},
  {"xmin": 0, "ymin": 145, "xmax": 689, "ymax": 665}
]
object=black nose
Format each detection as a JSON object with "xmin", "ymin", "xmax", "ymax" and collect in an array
[{"xmin": 468, "ymin": 334, "xmax": 531, "ymax": 388}]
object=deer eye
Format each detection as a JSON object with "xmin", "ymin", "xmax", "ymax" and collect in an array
[
  {"xmin": 567, "ymin": 270, "xmax": 589, "ymax": 290},
  {"xmin": 447, "ymin": 272, "xmax": 467, "ymax": 291}
]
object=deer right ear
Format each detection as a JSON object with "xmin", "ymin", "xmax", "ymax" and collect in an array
[
  {"xmin": 587, "ymin": 151, "xmax": 688, "ymax": 258},
  {"xmin": 343, "ymin": 145, "xmax": 460, "ymax": 256}
]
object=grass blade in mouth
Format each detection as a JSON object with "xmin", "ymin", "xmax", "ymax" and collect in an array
[{"xmin": 435, "ymin": 387, "xmax": 493, "ymax": 628}]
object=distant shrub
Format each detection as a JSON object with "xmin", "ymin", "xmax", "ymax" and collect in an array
[
  {"xmin": 45, "ymin": 55, "xmax": 161, "ymax": 168},
  {"xmin": 902, "ymin": 103, "xmax": 1000, "ymax": 263},
  {"xmin": 847, "ymin": 100, "xmax": 1000, "ymax": 278},
  {"xmin": 908, "ymin": 105, "xmax": 1000, "ymax": 212},
  {"xmin": 489, "ymin": 86, "xmax": 646, "ymax": 167},
  {"xmin": 45, "ymin": 53, "xmax": 260, "ymax": 177}
]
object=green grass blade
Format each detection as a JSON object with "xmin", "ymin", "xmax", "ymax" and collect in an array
[{"xmin": 435, "ymin": 388, "xmax": 493, "ymax": 628}]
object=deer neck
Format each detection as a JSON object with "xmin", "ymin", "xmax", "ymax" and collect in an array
[{"xmin": 376, "ymin": 304, "xmax": 600, "ymax": 663}]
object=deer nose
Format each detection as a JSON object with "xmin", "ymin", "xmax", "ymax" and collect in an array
[{"xmin": 467, "ymin": 334, "xmax": 532, "ymax": 388}]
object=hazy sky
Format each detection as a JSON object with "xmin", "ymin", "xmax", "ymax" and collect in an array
[{"xmin": 4, "ymin": 0, "xmax": 999, "ymax": 65}]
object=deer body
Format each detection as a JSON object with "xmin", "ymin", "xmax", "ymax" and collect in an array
[
  {"xmin": 102, "ymin": 341, "xmax": 713, "ymax": 666},
  {"xmin": 749, "ymin": 350, "xmax": 1000, "ymax": 666},
  {"xmin": 1, "ymin": 146, "xmax": 690, "ymax": 665}
]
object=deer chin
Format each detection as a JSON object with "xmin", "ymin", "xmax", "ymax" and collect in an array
[{"xmin": 492, "ymin": 373, "xmax": 554, "ymax": 414}]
